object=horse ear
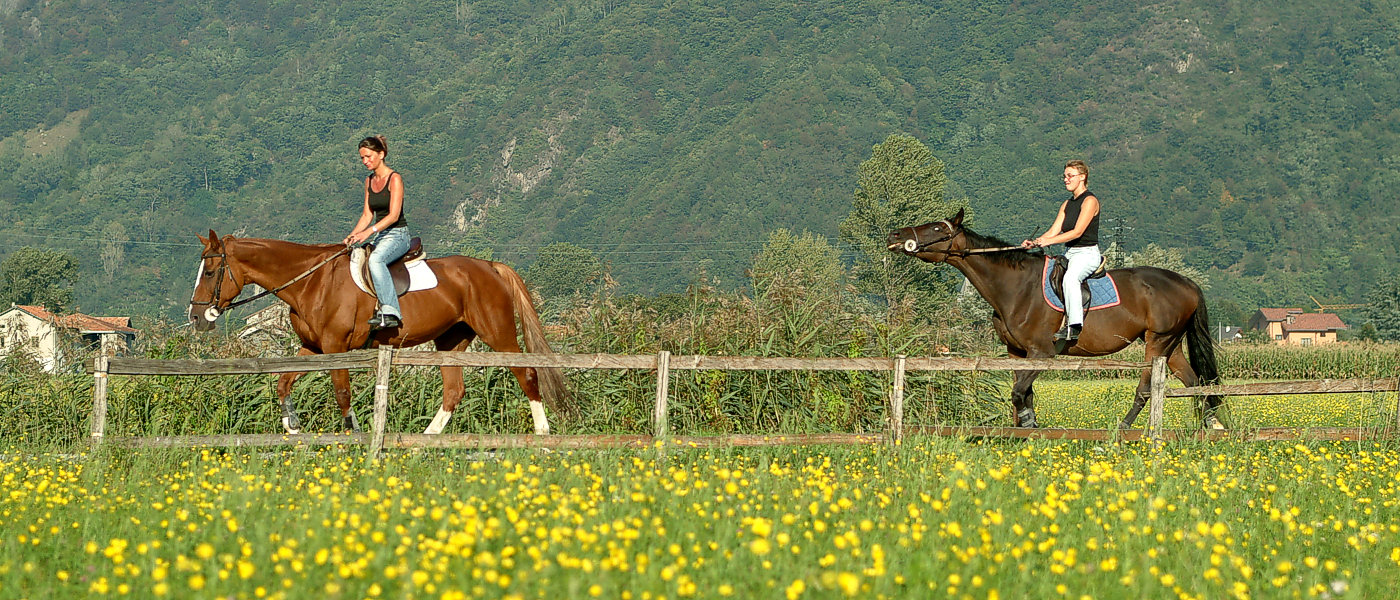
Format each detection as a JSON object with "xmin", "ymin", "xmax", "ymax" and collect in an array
[
  {"xmin": 951, "ymin": 208, "xmax": 965, "ymax": 227},
  {"xmin": 207, "ymin": 230, "xmax": 223, "ymax": 250}
]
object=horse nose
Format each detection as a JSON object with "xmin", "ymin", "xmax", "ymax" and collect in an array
[{"xmin": 886, "ymin": 230, "xmax": 906, "ymax": 249}]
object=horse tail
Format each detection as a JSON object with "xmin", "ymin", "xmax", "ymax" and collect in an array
[
  {"xmin": 490, "ymin": 261, "xmax": 571, "ymax": 415},
  {"xmin": 1185, "ymin": 288, "xmax": 1223, "ymax": 409}
]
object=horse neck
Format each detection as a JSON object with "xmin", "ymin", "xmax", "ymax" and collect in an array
[
  {"xmin": 224, "ymin": 238, "xmax": 341, "ymax": 292},
  {"xmin": 946, "ymin": 253, "xmax": 1043, "ymax": 314}
]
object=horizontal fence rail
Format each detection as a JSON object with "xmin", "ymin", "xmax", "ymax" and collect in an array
[
  {"xmin": 90, "ymin": 352, "xmax": 1153, "ymax": 374},
  {"xmin": 85, "ymin": 351, "xmax": 1400, "ymax": 455},
  {"xmin": 1167, "ymin": 378, "xmax": 1400, "ymax": 397}
]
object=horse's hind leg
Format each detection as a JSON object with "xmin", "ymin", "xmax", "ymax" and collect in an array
[
  {"xmin": 276, "ymin": 347, "xmax": 317, "ymax": 434},
  {"xmin": 330, "ymin": 368, "xmax": 359, "ymax": 432},
  {"xmin": 1123, "ymin": 333, "xmax": 1185, "ymax": 430},
  {"xmin": 475, "ymin": 316, "xmax": 549, "ymax": 435},
  {"xmin": 424, "ymin": 325, "xmax": 476, "ymax": 435},
  {"xmin": 1166, "ymin": 348, "xmax": 1225, "ymax": 430}
]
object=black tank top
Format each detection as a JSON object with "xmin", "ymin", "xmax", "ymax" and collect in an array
[
  {"xmin": 1060, "ymin": 190, "xmax": 1099, "ymax": 247},
  {"xmin": 366, "ymin": 172, "xmax": 407, "ymax": 229}
]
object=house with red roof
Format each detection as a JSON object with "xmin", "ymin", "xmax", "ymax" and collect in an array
[
  {"xmin": 0, "ymin": 304, "xmax": 138, "ymax": 371},
  {"xmin": 1247, "ymin": 308, "xmax": 1348, "ymax": 346}
]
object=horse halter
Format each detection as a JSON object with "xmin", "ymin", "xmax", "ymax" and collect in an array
[
  {"xmin": 901, "ymin": 221, "xmax": 1022, "ymax": 257},
  {"xmin": 902, "ymin": 220, "xmax": 963, "ymax": 253}
]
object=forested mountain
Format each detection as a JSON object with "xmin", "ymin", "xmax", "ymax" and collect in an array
[{"xmin": 2, "ymin": 0, "xmax": 1397, "ymax": 324}]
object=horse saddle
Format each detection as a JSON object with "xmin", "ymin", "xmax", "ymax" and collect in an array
[
  {"xmin": 349, "ymin": 237, "xmax": 438, "ymax": 297},
  {"xmin": 1047, "ymin": 255, "xmax": 1111, "ymax": 311}
]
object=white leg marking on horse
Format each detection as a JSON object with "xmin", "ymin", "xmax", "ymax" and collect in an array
[
  {"xmin": 530, "ymin": 400, "xmax": 550, "ymax": 435},
  {"xmin": 424, "ymin": 408, "xmax": 452, "ymax": 435}
]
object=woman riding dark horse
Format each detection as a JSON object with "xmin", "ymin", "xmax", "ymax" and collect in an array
[{"xmin": 887, "ymin": 208, "xmax": 1223, "ymax": 430}]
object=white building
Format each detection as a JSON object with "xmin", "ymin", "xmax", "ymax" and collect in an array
[{"xmin": 0, "ymin": 304, "xmax": 137, "ymax": 371}]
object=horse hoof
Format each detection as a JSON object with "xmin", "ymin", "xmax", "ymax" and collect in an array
[
  {"xmin": 282, "ymin": 416, "xmax": 301, "ymax": 435},
  {"xmin": 1204, "ymin": 415, "xmax": 1226, "ymax": 430}
]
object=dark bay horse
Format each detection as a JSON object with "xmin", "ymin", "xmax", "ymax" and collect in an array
[
  {"xmin": 187, "ymin": 231, "xmax": 568, "ymax": 435},
  {"xmin": 887, "ymin": 210, "xmax": 1222, "ymax": 430}
]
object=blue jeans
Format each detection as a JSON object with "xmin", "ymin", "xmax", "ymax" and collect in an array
[
  {"xmin": 368, "ymin": 227, "xmax": 410, "ymax": 318},
  {"xmin": 1063, "ymin": 245, "xmax": 1101, "ymax": 326}
]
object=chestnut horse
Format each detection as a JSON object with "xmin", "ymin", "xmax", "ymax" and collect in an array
[
  {"xmin": 187, "ymin": 231, "xmax": 567, "ymax": 435},
  {"xmin": 887, "ymin": 210, "xmax": 1222, "ymax": 430}
]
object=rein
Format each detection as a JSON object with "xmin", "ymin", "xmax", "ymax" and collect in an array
[{"xmin": 192, "ymin": 246, "xmax": 351, "ymax": 319}]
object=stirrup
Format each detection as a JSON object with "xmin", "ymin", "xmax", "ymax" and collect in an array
[
  {"xmin": 368, "ymin": 314, "xmax": 400, "ymax": 328},
  {"xmin": 1055, "ymin": 324, "xmax": 1081, "ymax": 341}
]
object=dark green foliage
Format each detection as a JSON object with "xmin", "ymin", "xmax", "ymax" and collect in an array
[
  {"xmin": 840, "ymin": 133, "xmax": 965, "ymax": 313},
  {"xmin": 527, "ymin": 242, "xmax": 604, "ymax": 302},
  {"xmin": 0, "ymin": 0, "xmax": 1396, "ymax": 321},
  {"xmin": 0, "ymin": 247, "xmax": 78, "ymax": 311},
  {"xmin": 1362, "ymin": 276, "xmax": 1400, "ymax": 341}
]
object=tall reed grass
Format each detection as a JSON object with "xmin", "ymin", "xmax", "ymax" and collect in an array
[{"xmin": 2, "ymin": 283, "xmax": 1394, "ymax": 450}]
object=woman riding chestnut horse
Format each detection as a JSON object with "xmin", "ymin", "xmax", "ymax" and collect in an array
[
  {"xmin": 888, "ymin": 208, "xmax": 1223, "ymax": 430},
  {"xmin": 187, "ymin": 139, "xmax": 567, "ymax": 435},
  {"xmin": 188, "ymin": 231, "xmax": 568, "ymax": 435}
]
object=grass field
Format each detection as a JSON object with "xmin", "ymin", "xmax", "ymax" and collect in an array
[
  {"xmin": 2, "ymin": 377, "xmax": 1399, "ymax": 600},
  {"xmin": 2, "ymin": 440, "xmax": 1397, "ymax": 599}
]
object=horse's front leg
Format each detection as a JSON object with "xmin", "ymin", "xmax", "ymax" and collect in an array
[
  {"xmin": 1011, "ymin": 369, "xmax": 1043, "ymax": 428},
  {"xmin": 330, "ymin": 368, "xmax": 359, "ymax": 432},
  {"xmin": 275, "ymin": 347, "xmax": 317, "ymax": 434}
]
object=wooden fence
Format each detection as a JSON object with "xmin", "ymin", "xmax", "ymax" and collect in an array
[{"xmin": 88, "ymin": 349, "xmax": 1400, "ymax": 457}]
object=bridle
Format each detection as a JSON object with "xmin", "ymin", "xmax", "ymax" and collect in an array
[
  {"xmin": 190, "ymin": 245, "xmax": 351, "ymax": 322},
  {"xmin": 189, "ymin": 251, "xmax": 237, "ymax": 321},
  {"xmin": 900, "ymin": 220, "xmax": 1022, "ymax": 257}
]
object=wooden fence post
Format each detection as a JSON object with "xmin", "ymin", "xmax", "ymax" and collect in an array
[
  {"xmin": 370, "ymin": 345, "xmax": 394, "ymax": 460},
  {"xmin": 1394, "ymin": 375, "xmax": 1400, "ymax": 432},
  {"xmin": 1147, "ymin": 355, "xmax": 1167, "ymax": 442},
  {"xmin": 890, "ymin": 355, "xmax": 906, "ymax": 444},
  {"xmin": 90, "ymin": 355, "xmax": 109, "ymax": 445},
  {"xmin": 653, "ymin": 351, "xmax": 671, "ymax": 439}
]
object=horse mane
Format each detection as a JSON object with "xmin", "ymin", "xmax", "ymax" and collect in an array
[{"xmin": 962, "ymin": 228, "xmax": 1044, "ymax": 268}]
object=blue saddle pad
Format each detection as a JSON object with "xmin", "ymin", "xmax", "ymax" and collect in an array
[{"xmin": 1041, "ymin": 258, "xmax": 1121, "ymax": 312}]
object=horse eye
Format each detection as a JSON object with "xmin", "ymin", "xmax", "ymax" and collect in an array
[{"xmin": 204, "ymin": 270, "xmax": 215, "ymax": 277}]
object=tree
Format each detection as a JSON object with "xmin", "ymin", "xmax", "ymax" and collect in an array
[
  {"xmin": 100, "ymin": 222, "xmax": 129, "ymax": 281},
  {"xmin": 839, "ymin": 133, "xmax": 964, "ymax": 312},
  {"xmin": 1122, "ymin": 243, "xmax": 1210, "ymax": 291},
  {"xmin": 1361, "ymin": 275, "xmax": 1400, "ymax": 341},
  {"xmin": 749, "ymin": 229, "xmax": 847, "ymax": 308},
  {"xmin": 527, "ymin": 242, "xmax": 604, "ymax": 300},
  {"xmin": 0, "ymin": 247, "xmax": 79, "ymax": 312}
]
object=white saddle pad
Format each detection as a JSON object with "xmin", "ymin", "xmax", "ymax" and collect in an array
[{"xmin": 349, "ymin": 248, "xmax": 439, "ymax": 295}]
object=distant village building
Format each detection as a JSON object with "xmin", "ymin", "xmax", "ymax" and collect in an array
[
  {"xmin": 238, "ymin": 302, "xmax": 292, "ymax": 341},
  {"xmin": 0, "ymin": 304, "xmax": 138, "ymax": 371},
  {"xmin": 1248, "ymin": 308, "xmax": 1347, "ymax": 346},
  {"xmin": 1215, "ymin": 326, "xmax": 1244, "ymax": 344}
]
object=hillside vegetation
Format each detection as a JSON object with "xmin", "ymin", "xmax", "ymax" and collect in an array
[{"xmin": 2, "ymin": 0, "xmax": 1398, "ymax": 320}]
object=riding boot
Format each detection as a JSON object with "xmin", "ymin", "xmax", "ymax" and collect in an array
[{"xmin": 1054, "ymin": 324, "xmax": 1082, "ymax": 342}]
